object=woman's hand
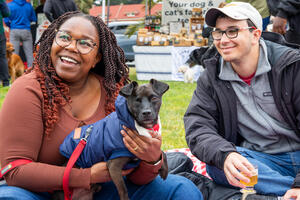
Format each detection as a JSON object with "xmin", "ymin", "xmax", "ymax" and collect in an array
[
  {"xmin": 90, "ymin": 161, "xmax": 133, "ymax": 184},
  {"xmin": 121, "ymin": 126, "xmax": 162, "ymax": 164},
  {"xmin": 284, "ymin": 188, "xmax": 300, "ymax": 200}
]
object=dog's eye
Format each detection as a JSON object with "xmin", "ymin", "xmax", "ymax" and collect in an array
[
  {"xmin": 151, "ymin": 97, "xmax": 159, "ymax": 102},
  {"xmin": 135, "ymin": 98, "xmax": 142, "ymax": 103}
]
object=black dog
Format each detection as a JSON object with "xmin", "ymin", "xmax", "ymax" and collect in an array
[{"xmin": 54, "ymin": 79, "xmax": 169, "ymax": 200}]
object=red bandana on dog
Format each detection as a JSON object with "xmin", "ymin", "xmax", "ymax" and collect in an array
[
  {"xmin": 147, "ymin": 124, "xmax": 160, "ymax": 138},
  {"xmin": 134, "ymin": 117, "xmax": 161, "ymax": 138}
]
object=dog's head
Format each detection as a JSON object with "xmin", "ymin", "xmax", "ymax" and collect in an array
[
  {"xmin": 6, "ymin": 42, "xmax": 15, "ymax": 57},
  {"xmin": 119, "ymin": 79, "xmax": 169, "ymax": 129}
]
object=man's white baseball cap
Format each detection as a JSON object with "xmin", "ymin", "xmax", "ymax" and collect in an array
[{"xmin": 205, "ymin": 2, "xmax": 263, "ymax": 30}]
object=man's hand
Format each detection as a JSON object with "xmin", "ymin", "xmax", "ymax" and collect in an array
[
  {"xmin": 272, "ymin": 16, "xmax": 287, "ymax": 35},
  {"xmin": 121, "ymin": 126, "xmax": 162, "ymax": 164},
  {"xmin": 284, "ymin": 188, "xmax": 300, "ymax": 200},
  {"xmin": 223, "ymin": 152, "xmax": 256, "ymax": 188}
]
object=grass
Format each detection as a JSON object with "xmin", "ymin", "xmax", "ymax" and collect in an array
[
  {"xmin": 0, "ymin": 86, "xmax": 9, "ymax": 107},
  {"xmin": 0, "ymin": 68, "xmax": 197, "ymax": 150}
]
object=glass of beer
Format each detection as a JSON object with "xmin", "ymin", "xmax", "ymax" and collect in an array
[{"xmin": 240, "ymin": 165, "xmax": 258, "ymax": 194}]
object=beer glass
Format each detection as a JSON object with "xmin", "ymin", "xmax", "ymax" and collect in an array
[{"xmin": 240, "ymin": 165, "xmax": 258, "ymax": 194}]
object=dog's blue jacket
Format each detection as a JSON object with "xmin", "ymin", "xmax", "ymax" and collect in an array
[{"xmin": 59, "ymin": 95, "xmax": 140, "ymax": 169}]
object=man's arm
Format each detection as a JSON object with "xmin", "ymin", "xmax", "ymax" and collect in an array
[
  {"xmin": 184, "ymin": 70, "xmax": 237, "ymax": 169},
  {"xmin": 0, "ymin": 1, "xmax": 9, "ymax": 18},
  {"xmin": 3, "ymin": 7, "xmax": 10, "ymax": 28},
  {"xmin": 273, "ymin": 0, "xmax": 300, "ymax": 34},
  {"xmin": 43, "ymin": 0, "xmax": 54, "ymax": 22},
  {"xmin": 30, "ymin": 5, "xmax": 37, "ymax": 23}
]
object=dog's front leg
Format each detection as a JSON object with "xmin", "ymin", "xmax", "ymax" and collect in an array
[
  {"xmin": 107, "ymin": 157, "xmax": 132, "ymax": 200},
  {"xmin": 159, "ymin": 152, "xmax": 168, "ymax": 180},
  {"xmin": 11, "ymin": 68, "xmax": 16, "ymax": 83}
]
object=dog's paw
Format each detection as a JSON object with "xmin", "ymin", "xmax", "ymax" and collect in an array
[{"xmin": 159, "ymin": 168, "xmax": 168, "ymax": 180}]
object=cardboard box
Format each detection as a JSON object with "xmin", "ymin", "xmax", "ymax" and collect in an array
[{"xmin": 173, "ymin": 38, "xmax": 193, "ymax": 47}]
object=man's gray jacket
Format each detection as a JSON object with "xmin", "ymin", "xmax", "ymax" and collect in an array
[{"xmin": 184, "ymin": 32, "xmax": 300, "ymax": 187}]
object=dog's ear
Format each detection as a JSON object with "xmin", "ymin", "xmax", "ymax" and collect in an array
[
  {"xmin": 119, "ymin": 81, "xmax": 138, "ymax": 97},
  {"xmin": 150, "ymin": 79, "xmax": 169, "ymax": 95}
]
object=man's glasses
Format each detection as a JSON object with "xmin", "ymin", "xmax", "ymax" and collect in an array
[
  {"xmin": 211, "ymin": 26, "xmax": 256, "ymax": 40},
  {"xmin": 54, "ymin": 30, "xmax": 97, "ymax": 54}
]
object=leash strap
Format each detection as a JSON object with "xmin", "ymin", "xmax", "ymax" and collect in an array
[
  {"xmin": 63, "ymin": 125, "xmax": 93, "ymax": 200},
  {"xmin": 63, "ymin": 139, "xmax": 86, "ymax": 200},
  {"xmin": 0, "ymin": 159, "xmax": 32, "ymax": 179}
]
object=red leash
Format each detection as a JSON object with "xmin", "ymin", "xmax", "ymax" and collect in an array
[{"xmin": 63, "ymin": 125, "xmax": 93, "ymax": 200}]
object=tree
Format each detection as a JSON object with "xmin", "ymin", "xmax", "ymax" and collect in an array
[
  {"xmin": 32, "ymin": 0, "xmax": 40, "ymax": 9},
  {"xmin": 75, "ymin": 0, "xmax": 94, "ymax": 14}
]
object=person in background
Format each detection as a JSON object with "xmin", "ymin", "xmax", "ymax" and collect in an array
[
  {"xmin": 0, "ymin": 11, "xmax": 203, "ymax": 200},
  {"xmin": 4, "ymin": 0, "xmax": 36, "ymax": 69},
  {"xmin": 184, "ymin": 2, "xmax": 300, "ymax": 199},
  {"xmin": 269, "ymin": 0, "xmax": 300, "ymax": 45},
  {"xmin": 232, "ymin": 0, "xmax": 270, "ymax": 30},
  {"xmin": 32, "ymin": 0, "xmax": 46, "ymax": 44},
  {"xmin": 43, "ymin": 0, "xmax": 78, "ymax": 22},
  {"xmin": 202, "ymin": 2, "xmax": 227, "ymax": 46},
  {"xmin": 0, "ymin": 0, "xmax": 10, "ymax": 87}
]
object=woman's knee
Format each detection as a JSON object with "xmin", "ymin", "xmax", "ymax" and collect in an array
[
  {"xmin": 96, "ymin": 175, "xmax": 203, "ymax": 200},
  {"xmin": 154, "ymin": 174, "xmax": 203, "ymax": 199}
]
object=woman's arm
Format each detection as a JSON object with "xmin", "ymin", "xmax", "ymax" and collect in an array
[{"xmin": 0, "ymin": 75, "xmax": 91, "ymax": 192}]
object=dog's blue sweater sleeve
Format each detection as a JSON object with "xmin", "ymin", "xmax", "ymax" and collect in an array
[{"xmin": 59, "ymin": 109, "xmax": 139, "ymax": 169}]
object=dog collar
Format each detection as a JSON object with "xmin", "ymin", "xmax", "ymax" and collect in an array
[{"xmin": 134, "ymin": 116, "xmax": 161, "ymax": 138}]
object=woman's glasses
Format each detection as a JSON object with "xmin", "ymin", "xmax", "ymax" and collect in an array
[
  {"xmin": 211, "ymin": 26, "xmax": 256, "ymax": 40},
  {"xmin": 54, "ymin": 30, "xmax": 97, "ymax": 54}
]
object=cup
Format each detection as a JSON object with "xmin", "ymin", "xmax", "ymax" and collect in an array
[{"xmin": 240, "ymin": 164, "xmax": 258, "ymax": 194}]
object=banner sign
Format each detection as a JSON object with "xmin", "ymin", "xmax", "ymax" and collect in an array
[{"xmin": 162, "ymin": 0, "xmax": 224, "ymax": 26}]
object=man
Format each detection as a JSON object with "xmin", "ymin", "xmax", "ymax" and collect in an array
[
  {"xmin": 43, "ymin": 0, "xmax": 78, "ymax": 23},
  {"xmin": 0, "ymin": 0, "xmax": 10, "ymax": 87},
  {"xmin": 268, "ymin": 0, "xmax": 300, "ymax": 45},
  {"xmin": 4, "ymin": 0, "xmax": 36, "ymax": 68},
  {"xmin": 184, "ymin": 2, "xmax": 300, "ymax": 199}
]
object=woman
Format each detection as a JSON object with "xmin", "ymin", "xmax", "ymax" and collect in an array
[{"xmin": 0, "ymin": 11, "xmax": 203, "ymax": 199}]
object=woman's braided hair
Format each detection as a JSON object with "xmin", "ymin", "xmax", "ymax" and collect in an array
[{"xmin": 27, "ymin": 11, "xmax": 130, "ymax": 136}]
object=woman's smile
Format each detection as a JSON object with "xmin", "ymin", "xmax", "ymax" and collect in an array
[{"xmin": 58, "ymin": 55, "xmax": 80, "ymax": 68}]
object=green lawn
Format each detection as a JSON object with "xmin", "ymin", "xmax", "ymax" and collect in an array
[
  {"xmin": 0, "ymin": 68, "xmax": 197, "ymax": 150},
  {"xmin": 0, "ymin": 86, "xmax": 9, "ymax": 107}
]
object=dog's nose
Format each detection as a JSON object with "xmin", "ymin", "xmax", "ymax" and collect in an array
[{"xmin": 142, "ymin": 110, "xmax": 151, "ymax": 117}]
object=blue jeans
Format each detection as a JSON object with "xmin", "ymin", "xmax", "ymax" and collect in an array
[
  {"xmin": 0, "ymin": 33, "xmax": 9, "ymax": 86},
  {"xmin": 0, "ymin": 174, "xmax": 203, "ymax": 200},
  {"xmin": 206, "ymin": 147, "xmax": 300, "ymax": 196}
]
